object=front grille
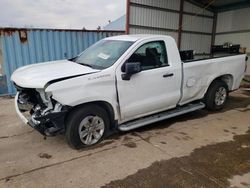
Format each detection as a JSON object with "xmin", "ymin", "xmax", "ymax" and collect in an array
[
  {"xmin": 14, "ymin": 83, "xmax": 44, "ymax": 105},
  {"xmin": 14, "ymin": 84, "xmax": 67, "ymax": 136}
]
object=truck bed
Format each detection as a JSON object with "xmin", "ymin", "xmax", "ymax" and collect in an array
[{"xmin": 179, "ymin": 53, "xmax": 246, "ymax": 105}]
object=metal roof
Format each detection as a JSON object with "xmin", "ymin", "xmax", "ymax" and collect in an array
[
  {"xmin": 189, "ymin": 0, "xmax": 250, "ymax": 12},
  {"xmin": 103, "ymin": 15, "xmax": 126, "ymax": 31}
]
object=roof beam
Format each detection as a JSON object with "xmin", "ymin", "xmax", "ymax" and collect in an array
[
  {"xmin": 185, "ymin": 0, "xmax": 215, "ymax": 12},
  {"xmin": 215, "ymin": 1, "xmax": 250, "ymax": 12}
]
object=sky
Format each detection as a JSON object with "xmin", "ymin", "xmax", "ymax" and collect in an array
[{"xmin": 0, "ymin": 0, "xmax": 126, "ymax": 29}]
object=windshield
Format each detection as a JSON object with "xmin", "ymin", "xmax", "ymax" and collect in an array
[{"xmin": 75, "ymin": 40, "xmax": 134, "ymax": 69}]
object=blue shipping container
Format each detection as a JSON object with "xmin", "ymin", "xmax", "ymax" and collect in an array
[{"xmin": 0, "ymin": 28, "xmax": 124, "ymax": 95}]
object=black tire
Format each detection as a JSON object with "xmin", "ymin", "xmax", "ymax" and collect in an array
[
  {"xmin": 65, "ymin": 104, "xmax": 110, "ymax": 149},
  {"xmin": 204, "ymin": 80, "xmax": 229, "ymax": 111}
]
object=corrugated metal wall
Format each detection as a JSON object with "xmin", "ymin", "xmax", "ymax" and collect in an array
[
  {"xmin": 129, "ymin": 27, "xmax": 178, "ymax": 41},
  {"xmin": 215, "ymin": 7, "xmax": 250, "ymax": 54},
  {"xmin": 216, "ymin": 7, "xmax": 250, "ymax": 33},
  {"xmin": 130, "ymin": 0, "xmax": 180, "ymax": 10},
  {"xmin": 129, "ymin": 0, "xmax": 180, "ymax": 43},
  {"xmin": 0, "ymin": 28, "xmax": 124, "ymax": 95},
  {"xmin": 182, "ymin": 15, "xmax": 213, "ymax": 33},
  {"xmin": 181, "ymin": 1, "xmax": 213, "ymax": 53},
  {"xmin": 130, "ymin": 6, "xmax": 179, "ymax": 30},
  {"xmin": 183, "ymin": 1, "xmax": 213, "ymax": 16},
  {"xmin": 181, "ymin": 33, "xmax": 211, "ymax": 53},
  {"xmin": 129, "ymin": 0, "xmax": 180, "ymax": 39},
  {"xmin": 128, "ymin": 0, "xmax": 214, "ymax": 54}
]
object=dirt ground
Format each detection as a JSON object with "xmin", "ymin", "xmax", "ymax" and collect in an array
[{"xmin": 0, "ymin": 90, "xmax": 250, "ymax": 188}]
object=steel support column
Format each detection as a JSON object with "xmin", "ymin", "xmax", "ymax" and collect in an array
[
  {"xmin": 126, "ymin": 0, "xmax": 130, "ymax": 34},
  {"xmin": 177, "ymin": 0, "xmax": 184, "ymax": 49},
  {"xmin": 210, "ymin": 12, "xmax": 217, "ymax": 53}
]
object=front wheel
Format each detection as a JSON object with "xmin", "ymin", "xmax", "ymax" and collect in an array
[
  {"xmin": 204, "ymin": 80, "xmax": 229, "ymax": 111},
  {"xmin": 66, "ymin": 105, "xmax": 110, "ymax": 149}
]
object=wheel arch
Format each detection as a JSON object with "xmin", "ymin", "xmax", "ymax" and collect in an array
[
  {"xmin": 206, "ymin": 74, "xmax": 234, "ymax": 95},
  {"xmin": 65, "ymin": 100, "xmax": 117, "ymax": 132},
  {"xmin": 204, "ymin": 76, "xmax": 230, "ymax": 111}
]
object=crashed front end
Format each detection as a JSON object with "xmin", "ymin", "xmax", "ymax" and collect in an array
[{"xmin": 14, "ymin": 84, "xmax": 70, "ymax": 136}]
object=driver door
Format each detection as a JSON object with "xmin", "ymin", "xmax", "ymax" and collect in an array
[{"xmin": 116, "ymin": 40, "xmax": 182, "ymax": 122}]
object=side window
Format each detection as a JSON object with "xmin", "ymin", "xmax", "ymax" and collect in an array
[{"xmin": 128, "ymin": 41, "xmax": 168, "ymax": 71}]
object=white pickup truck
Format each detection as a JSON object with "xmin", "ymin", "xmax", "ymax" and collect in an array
[{"xmin": 11, "ymin": 35, "xmax": 247, "ymax": 149}]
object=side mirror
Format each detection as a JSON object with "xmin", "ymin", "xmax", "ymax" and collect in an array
[{"xmin": 122, "ymin": 62, "xmax": 141, "ymax": 80}]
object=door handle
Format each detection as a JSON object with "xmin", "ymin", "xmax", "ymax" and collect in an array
[{"xmin": 163, "ymin": 73, "xmax": 174, "ymax": 78}]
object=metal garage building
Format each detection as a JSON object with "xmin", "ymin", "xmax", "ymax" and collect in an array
[{"xmin": 126, "ymin": 0, "xmax": 250, "ymax": 55}]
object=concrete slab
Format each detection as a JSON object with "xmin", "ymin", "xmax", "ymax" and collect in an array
[
  {"xmin": 0, "ymin": 140, "xmax": 168, "ymax": 188},
  {"xmin": 0, "ymin": 90, "xmax": 250, "ymax": 187}
]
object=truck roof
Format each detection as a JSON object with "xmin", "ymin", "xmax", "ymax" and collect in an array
[{"xmin": 105, "ymin": 34, "xmax": 173, "ymax": 42}]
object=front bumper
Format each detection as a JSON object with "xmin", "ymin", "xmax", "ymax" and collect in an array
[
  {"xmin": 15, "ymin": 92, "xmax": 67, "ymax": 136},
  {"xmin": 15, "ymin": 92, "xmax": 29, "ymax": 124}
]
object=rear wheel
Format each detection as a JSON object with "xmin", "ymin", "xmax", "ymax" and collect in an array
[
  {"xmin": 66, "ymin": 105, "xmax": 110, "ymax": 149},
  {"xmin": 204, "ymin": 80, "xmax": 228, "ymax": 111}
]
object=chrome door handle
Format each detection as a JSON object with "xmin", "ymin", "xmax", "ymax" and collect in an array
[{"xmin": 163, "ymin": 73, "xmax": 174, "ymax": 78}]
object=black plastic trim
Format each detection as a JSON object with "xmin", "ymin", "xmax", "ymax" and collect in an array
[
  {"xmin": 29, "ymin": 110, "xmax": 70, "ymax": 136},
  {"xmin": 182, "ymin": 53, "xmax": 245, "ymax": 63}
]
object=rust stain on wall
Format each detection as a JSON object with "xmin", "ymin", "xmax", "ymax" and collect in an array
[
  {"xmin": 0, "ymin": 27, "xmax": 124, "ymax": 36},
  {"xmin": 0, "ymin": 28, "xmax": 28, "ymax": 43},
  {"xmin": 0, "ymin": 28, "xmax": 20, "ymax": 36},
  {"xmin": 18, "ymin": 30, "xmax": 28, "ymax": 43}
]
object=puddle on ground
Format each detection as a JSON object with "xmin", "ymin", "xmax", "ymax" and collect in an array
[
  {"xmin": 38, "ymin": 153, "xmax": 52, "ymax": 159},
  {"xmin": 103, "ymin": 128, "xmax": 250, "ymax": 188},
  {"xmin": 123, "ymin": 142, "xmax": 137, "ymax": 148},
  {"xmin": 182, "ymin": 135, "xmax": 193, "ymax": 140},
  {"xmin": 123, "ymin": 136, "xmax": 133, "ymax": 141},
  {"xmin": 178, "ymin": 132, "xmax": 188, "ymax": 136}
]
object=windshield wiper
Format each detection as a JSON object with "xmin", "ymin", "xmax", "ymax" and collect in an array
[
  {"xmin": 80, "ymin": 63, "xmax": 93, "ymax": 68},
  {"xmin": 68, "ymin": 57, "xmax": 77, "ymax": 62}
]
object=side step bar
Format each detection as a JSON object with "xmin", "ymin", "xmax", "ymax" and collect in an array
[{"xmin": 118, "ymin": 102, "xmax": 205, "ymax": 131}]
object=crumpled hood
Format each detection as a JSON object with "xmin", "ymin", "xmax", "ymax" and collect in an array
[{"xmin": 11, "ymin": 60, "xmax": 99, "ymax": 88}]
